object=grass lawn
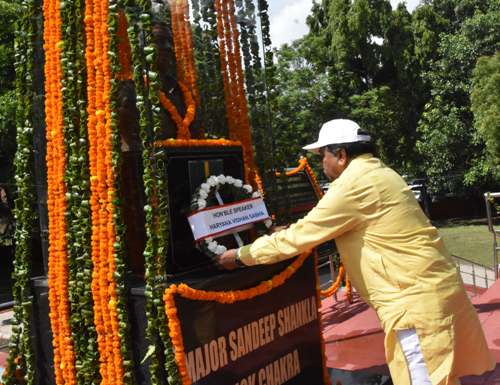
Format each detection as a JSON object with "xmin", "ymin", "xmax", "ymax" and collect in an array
[{"xmin": 435, "ymin": 221, "xmax": 495, "ymax": 268}]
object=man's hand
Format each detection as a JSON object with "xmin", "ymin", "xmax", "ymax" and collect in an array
[{"xmin": 214, "ymin": 249, "xmax": 239, "ymax": 270}]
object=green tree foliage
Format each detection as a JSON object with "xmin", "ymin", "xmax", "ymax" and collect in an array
[
  {"xmin": 272, "ymin": 39, "xmax": 339, "ymax": 167},
  {"xmin": 471, "ymin": 52, "xmax": 500, "ymax": 167},
  {"xmin": 416, "ymin": 0, "xmax": 500, "ymax": 195},
  {"xmin": 271, "ymin": 0, "xmax": 500, "ymax": 197},
  {"xmin": 274, "ymin": 0, "xmax": 423, "ymax": 172},
  {"xmin": 0, "ymin": 0, "xmax": 19, "ymax": 186}
]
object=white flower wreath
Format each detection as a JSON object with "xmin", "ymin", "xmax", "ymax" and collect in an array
[{"xmin": 191, "ymin": 174, "xmax": 273, "ymax": 258}]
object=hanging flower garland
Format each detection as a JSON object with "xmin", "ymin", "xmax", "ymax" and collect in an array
[
  {"xmin": 345, "ymin": 274, "xmax": 353, "ymax": 303},
  {"xmin": 170, "ymin": 0, "xmax": 200, "ymax": 104},
  {"xmin": 2, "ymin": 1, "xmax": 36, "ymax": 384},
  {"xmin": 214, "ymin": 0, "xmax": 257, "ymax": 185},
  {"xmin": 320, "ymin": 265, "xmax": 344, "ymax": 298},
  {"xmin": 123, "ymin": 2, "xmax": 181, "ymax": 384},
  {"xmin": 116, "ymin": 9, "xmax": 133, "ymax": 81},
  {"xmin": 84, "ymin": 0, "xmax": 132, "ymax": 383},
  {"xmin": 59, "ymin": 0, "xmax": 101, "ymax": 381},
  {"xmin": 159, "ymin": 82, "xmax": 195, "ymax": 140},
  {"xmin": 163, "ymin": 250, "xmax": 312, "ymax": 385},
  {"xmin": 164, "ymin": 0, "xmax": 200, "ymax": 139},
  {"xmin": 43, "ymin": 0, "xmax": 79, "ymax": 382},
  {"xmin": 275, "ymin": 157, "xmax": 309, "ymax": 177},
  {"xmin": 190, "ymin": 174, "xmax": 272, "ymax": 259}
]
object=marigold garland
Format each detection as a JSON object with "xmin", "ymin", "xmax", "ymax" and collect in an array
[
  {"xmin": 84, "ymin": 0, "xmax": 127, "ymax": 383},
  {"xmin": 274, "ymin": 157, "xmax": 323, "ymax": 198},
  {"xmin": 275, "ymin": 157, "xmax": 307, "ymax": 177},
  {"xmin": 170, "ymin": 0, "xmax": 200, "ymax": 104},
  {"xmin": 164, "ymin": 251, "xmax": 312, "ymax": 385},
  {"xmin": 303, "ymin": 159, "xmax": 325, "ymax": 199},
  {"xmin": 116, "ymin": 9, "xmax": 133, "ymax": 81},
  {"xmin": 154, "ymin": 138, "xmax": 241, "ymax": 148},
  {"xmin": 43, "ymin": 0, "xmax": 78, "ymax": 382},
  {"xmin": 345, "ymin": 273, "xmax": 353, "ymax": 303},
  {"xmin": 166, "ymin": 0, "xmax": 200, "ymax": 139},
  {"xmin": 159, "ymin": 81, "xmax": 195, "ymax": 140},
  {"xmin": 59, "ymin": 0, "xmax": 100, "ymax": 381},
  {"xmin": 153, "ymin": 138, "xmax": 263, "ymax": 191},
  {"xmin": 320, "ymin": 264, "xmax": 345, "ymax": 298},
  {"xmin": 214, "ymin": 0, "xmax": 256, "ymax": 185}
]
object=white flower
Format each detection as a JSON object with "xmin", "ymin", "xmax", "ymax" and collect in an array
[
  {"xmin": 200, "ymin": 183, "xmax": 210, "ymax": 192},
  {"xmin": 252, "ymin": 191, "xmax": 261, "ymax": 198},
  {"xmin": 264, "ymin": 219, "xmax": 273, "ymax": 228},
  {"xmin": 226, "ymin": 176, "xmax": 235, "ymax": 184},
  {"xmin": 217, "ymin": 175, "xmax": 226, "ymax": 184},
  {"xmin": 234, "ymin": 179, "xmax": 243, "ymax": 188},
  {"xmin": 199, "ymin": 190, "xmax": 208, "ymax": 199},
  {"xmin": 207, "ymin": 176, "xmax": 218, "ymax": 186},
  {"xmin": 207, "ymin": 241, "xmax": 218, "ymax": 252},
  {"xmin": 197, "ymin": 199, "xmax": 206, "ymax": 210},
  {"xmin": 243, "ymin": 184, "xmax": 253, "ymax": 193},
  {"xmin": 215, "ymin": 245, "xmax": 227, "ymax": 255}
]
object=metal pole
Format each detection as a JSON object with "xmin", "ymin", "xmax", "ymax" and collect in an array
[{"xmin": 484, "ymin": 192, "xmax": 500, "ymax": 280}]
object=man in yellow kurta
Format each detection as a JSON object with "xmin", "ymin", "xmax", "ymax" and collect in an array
[{"xmin": 216, "ymin": 119, "xmax": 495, "ymax": 385}]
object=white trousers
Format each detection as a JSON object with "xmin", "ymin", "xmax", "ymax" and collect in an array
[{"xmin": 397, "ymin": 329, "xmax": 432, "ymax": 385}]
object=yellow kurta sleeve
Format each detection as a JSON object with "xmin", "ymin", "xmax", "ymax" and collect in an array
[{"xmin": 239, "ymin": 177, "xmax": 371, "ymax": 266}]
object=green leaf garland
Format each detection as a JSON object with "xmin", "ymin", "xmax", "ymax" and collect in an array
[
  {"xmin": 123, "ymin": 1, "xmax": 180, "ymax": 384},
  {"xmin": 3, "ymin": 1, "xmax": 36, "ymax": 384},
  {"xmin": 59, "ymin": 0, "xmax": 100, "ymax": 382},
  {"xmin": 107, "ymin": 0, "xmax": 135, "ymax": 383}
]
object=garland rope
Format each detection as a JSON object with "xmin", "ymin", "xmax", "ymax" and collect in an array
[
  {"xmin": 214, "ymin": 0, "xmax": 256, "ymax": 184},
  {"xmin": 60, "ymin": 0, "xmax": 100, "ymax": 381},
  {"xmin": 84, "ymin": 0, "xmax": 132, "ymax": 382},
  {"xmin": 123, "ymin": 1, "xmax": 181, "ymax": 383},
  {"xmin": 1, "ymin": 1, "xmax": 36, "ymax": 383},
  {"xmin": 43, "ymin": 0, "xmax": 78, "ymax": 381}
]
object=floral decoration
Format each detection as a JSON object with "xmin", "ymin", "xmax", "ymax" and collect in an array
[
  {"xmin": 124, "ymin": 2, "xmax": 181, "ymax": 383},
  {"xmin": 84, "ymin": 0, "xmax": 132, "ymax": 382},
  {"xmin": 43, "ymin": 0, "xmax": 79, "ymax": 382},
  {"xmin": 2, "ymin": 1, "xmax": 36, "ymax": 384},
  {"xmin": 214, "ymin": 0, "xmax": 256, "ymax": 184},
  {"xmin": 191, "ymin": 174, "xmax": 272, "ymax": 259}
]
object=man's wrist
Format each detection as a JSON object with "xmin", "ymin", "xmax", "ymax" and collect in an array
[{"xmin": 234, "ymin": 248, "xmax": 246, "ymax": 267}]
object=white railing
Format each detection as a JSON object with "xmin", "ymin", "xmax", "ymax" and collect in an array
[{"xmin": 453, "ymin": 255, "xmax": 496, "ymax": 296}]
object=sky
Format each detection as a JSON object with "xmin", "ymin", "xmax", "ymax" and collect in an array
[{"xmin": 268, "ymin": 0, "xmax": 422, "ymax": 48}]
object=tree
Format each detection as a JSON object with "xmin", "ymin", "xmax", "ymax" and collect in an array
[
  {"xmin": 0, "ymin": 0, "xmax": 19, "ymax": 187},
  {"xmin": 289, "ymin": 0, "xmax": 423, "ymax": 173},
  {"xmin": 471, "ymin": 52, "xmax": 500, "ymax": 168},
  {"xmin": 271, "ymin": 39, "xmax": 340, "ymax": 168},
  {"xmin": 415, "ymin": 0, "xmax": 500, "ymax": 196}
]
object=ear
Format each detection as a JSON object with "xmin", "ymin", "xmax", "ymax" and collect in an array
[{"xmin": 337, "ymin": 148, "xmax": 349, "ymax": 166}]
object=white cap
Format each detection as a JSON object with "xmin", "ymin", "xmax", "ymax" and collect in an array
[{"xmin": 303, "ymin": 119, "xmax": 372, "ymax": 153}]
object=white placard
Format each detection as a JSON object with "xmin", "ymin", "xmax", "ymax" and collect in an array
[{"xmin": 188, "ymin": 197, "xmax": 269, "ymax": 241}]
